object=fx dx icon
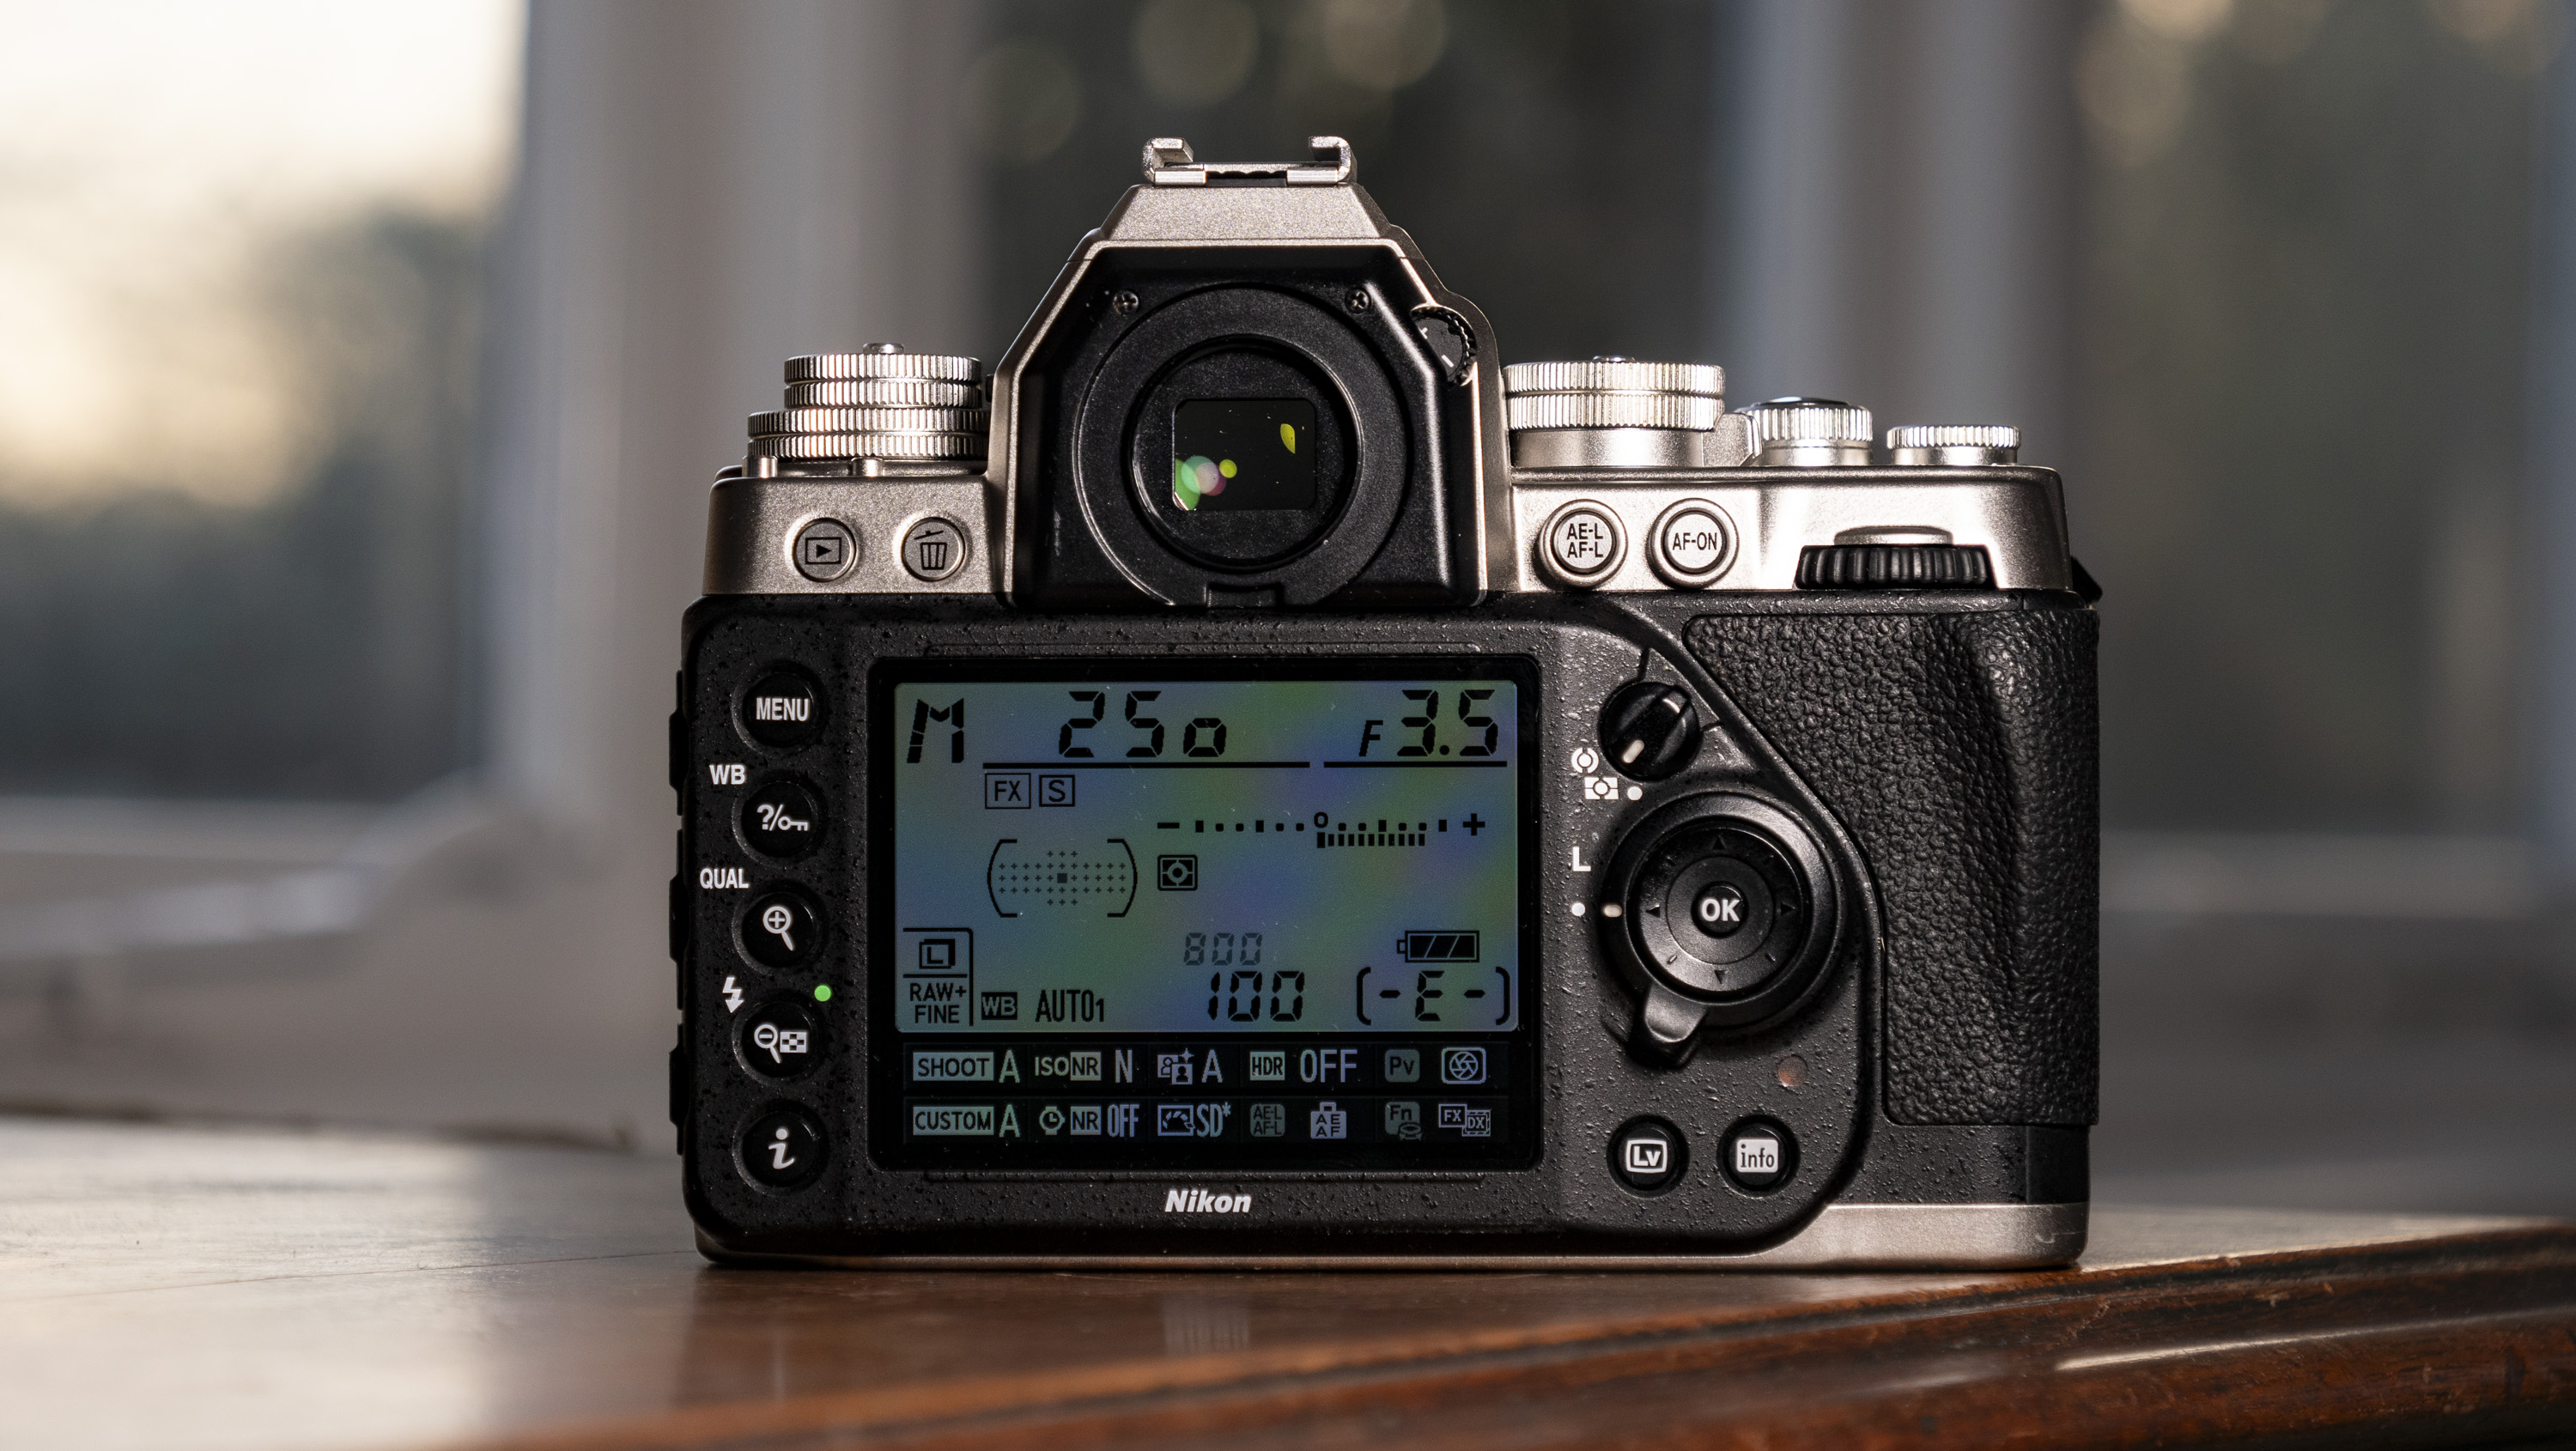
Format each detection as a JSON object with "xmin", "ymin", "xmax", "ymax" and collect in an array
[{"xmin": 1157, "ymin": 854, "xmax": 1198, "ymax": 891}]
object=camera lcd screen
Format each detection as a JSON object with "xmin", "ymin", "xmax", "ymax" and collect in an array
[
  {"xmin": 870, "ymin": 661, "xmax": 1536, "ymax": 1169},
  {"xmin": 1170, "ymin": 398, "xmax": 1317, "ymax": 512}
]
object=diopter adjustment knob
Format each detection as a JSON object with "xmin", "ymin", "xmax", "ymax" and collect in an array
[
  {"xmin": 1598, "ymin": 682, "xmax": 1702, "ymax": 781},
  {"xmin": 1746, "ymin": 398, "xmax": 1872, "ymax": 467}
]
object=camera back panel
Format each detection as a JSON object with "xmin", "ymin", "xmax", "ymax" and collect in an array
[
  {"xmin": 673, "ymin": 137, "xmax": 2096, "ymax": 1268},
  {"xmin": 676, "ymin": 599, "xmax": 1879, "ymax": 1258}
]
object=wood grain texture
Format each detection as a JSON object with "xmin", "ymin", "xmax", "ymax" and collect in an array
[{"xmin": 2, "ymin": 1117, "xmax": 2571, "ymax": 1451}]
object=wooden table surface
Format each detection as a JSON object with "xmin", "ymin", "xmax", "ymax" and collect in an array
[{"xmin": 3, "ymin": 1117, "xmax": 2573, "ymax": 1451}]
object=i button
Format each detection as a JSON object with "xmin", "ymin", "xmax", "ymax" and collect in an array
[{"xmin": 740, "ymin": 1105, "xmax": 826, "ymax": 1190}]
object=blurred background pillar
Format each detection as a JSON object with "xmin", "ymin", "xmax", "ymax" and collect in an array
[
  {"xmin": 1711, "ymin": 0, "xmax": 2083, "ymax": 464},
  {"xmin": 2533, "ymin": 34, "xmax": 2576, "ymax": 891},
  {"xmin": 486, "ymin": 0, "xmax": 985, "ymax": 839}
]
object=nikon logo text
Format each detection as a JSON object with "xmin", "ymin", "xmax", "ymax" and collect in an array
[{"xmin": 1164, "ymin": 1188, "xmax": 1252, "ymax": 1214}]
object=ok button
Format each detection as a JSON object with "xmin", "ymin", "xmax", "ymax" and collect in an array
[{"xmin": 1693, "ymin": 883, "xmax": 1748, "ymax": 936}]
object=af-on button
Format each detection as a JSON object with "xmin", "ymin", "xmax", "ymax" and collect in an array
[{"xmin": 1648, "ymin": 499, "xmax": 1735, "ymax": 587}]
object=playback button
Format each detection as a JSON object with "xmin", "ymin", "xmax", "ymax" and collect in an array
[{"xmin": 1610, "ymin": 1115, "xmax": 1686, "ymax": 1194}]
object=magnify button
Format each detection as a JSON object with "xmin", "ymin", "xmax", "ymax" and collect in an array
[{"xmin": 740, "ymin": 889, "xmax": 822, "ymax": 969}]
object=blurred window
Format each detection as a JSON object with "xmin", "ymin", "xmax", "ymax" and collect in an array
[
  {"xmin": 0, "ymin": 1, "xmax": 522, "ymax": 802},
  {"xmin": 971, "ymin": 0, "xmax": 1722, "ymax": 379},
  {"xmin": 2075, "ymin": 0, "xmax": 2564, "ymax": 835}
]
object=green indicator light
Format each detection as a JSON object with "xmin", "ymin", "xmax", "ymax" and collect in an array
[{"xmin": 812, "ymin": 984, "xmax": 833, "ymax": 1003}]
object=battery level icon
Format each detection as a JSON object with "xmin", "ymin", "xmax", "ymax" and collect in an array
[{"xmin": 1395, "ymin": 931, "xmax": 1480, "ymax": 963}]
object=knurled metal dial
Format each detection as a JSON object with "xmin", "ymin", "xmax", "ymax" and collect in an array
[
  {"xmin": 1886, "ymin": 424, "xmax": 2018, "ymax": 452},
  {"xmin": 785, "ymin": 348, "xmax": 982, "ymax": 384},
  {"xmin": 786, "ymin": 379, "xmax": 981, "ymax": 408},
  {"xmin": 1503, "ymin": 356, "xmax": 1730, "ymax": 469},
  {"xmin": 750, "ymin": 408, "xmax": 992, "ymax": 438},
  {"xmin": 752, "ymin": 345, "xmax": 988, "ymax": 464},
  {"xmin": 750, "ymin": 432, "xmax": 986, "ymax": 461},
  {"xmin": 1504, "ymin": 392, "xmax": 1724, "ymax": 432},
  {"xmin": 1747, "ymin": 398, "xmax": 1873, "ymax": 449},
  {"xmin": 1502, "ymin": 359, "xmax": 1723, "ymax": 397}
]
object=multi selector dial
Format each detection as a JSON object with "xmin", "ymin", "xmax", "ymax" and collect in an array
[{"xmin": 1600, "ymin": 792, "xmax": 1839, "ymax": 1062}]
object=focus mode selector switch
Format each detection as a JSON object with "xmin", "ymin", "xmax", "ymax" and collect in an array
[{"xmin": 1598, "ymin": 682, "xmax": 1701, "ymax": 781}]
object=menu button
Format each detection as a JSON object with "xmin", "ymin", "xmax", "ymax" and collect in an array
[{"xmin": 740, "ymin": 671, "xmax": 823, "ymax": 750}]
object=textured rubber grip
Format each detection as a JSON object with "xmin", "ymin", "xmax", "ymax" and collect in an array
[{"xmin": 1685, "ymin": 604, "xmax": 2099, "ymax": 1126}]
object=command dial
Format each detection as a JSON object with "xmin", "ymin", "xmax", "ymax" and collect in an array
[
  {"xmin": 1598, "ymin": 682, "xmax": 1701, "ymax": 781},
  {"xmin": 1599, "ymin": 792, "xmax": 1840, "ymax": 1060}
]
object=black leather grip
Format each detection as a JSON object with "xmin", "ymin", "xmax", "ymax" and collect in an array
[{"xmin": 1684, "ymin": 603, "xmax": 2099, "ymax": 1127}]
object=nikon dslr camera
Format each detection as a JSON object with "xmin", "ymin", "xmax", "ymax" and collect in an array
[{"xmin": 671, "ymin": 138, "xmax": 2096, "ymax": 1267}]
